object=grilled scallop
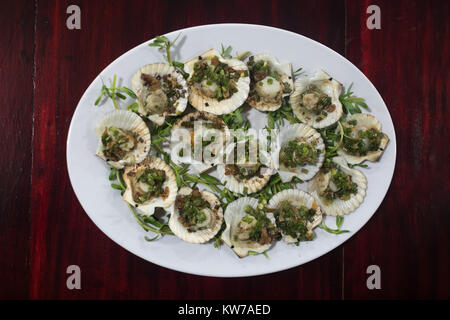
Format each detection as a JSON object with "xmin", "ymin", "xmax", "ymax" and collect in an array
[
  {"xmin": 246, "ymin": 53, "xmax": 294, "ymax": 111},
  {"xmin": 122, "ymin": 155, "xmax": 177, "ymax": 216},
  {"xmin": 184, "ymin": 49, "xmax": 250, "ymax": 115},
  {"xmin": 131, "ymin": 63, "xmax": 188, "ymax": 125},
  {"xmin": 221, "ymin": 197, "xmax": 279, "ymax": 258},
  {"xmin": 217, "ymin": 140, "xmax": 273, "ymax": 194},
  {"xmin": 95, "ymin": 110, "xmax": 151, "ymax": 169},
  {"xmin": 171, "ymin": 111, "xmax": 230, "ymax": 173},
  {"xmin": 290, "ymin": 70, "xmax": 343, "ymax": 128},
  {"xmin": 309, "ymin": 157, "xmax": 366, "ymax": 216},
  {"xmin": 337, "ymin": 114, "xmax": 389, "ymax": 164},
  {"xmin": 169, "ymin": 187, "xmax": 223, "ymax": 244},
  {"xmin": 268, "ymin": 189, "xmax": 322, "ymax": 244},
  {"xmin": 276, "ymin": 123, "xmax": 325, "ymax": 182}
]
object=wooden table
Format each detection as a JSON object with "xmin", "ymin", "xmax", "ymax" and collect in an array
[{"xmin": 1, "ymin": 0, "xmax": 448, "ymax": 299}]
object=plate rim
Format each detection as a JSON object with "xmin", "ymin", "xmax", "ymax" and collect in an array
[{"xmin": 66, "ymin": 23, "xmax": 397, "ymax": 277}]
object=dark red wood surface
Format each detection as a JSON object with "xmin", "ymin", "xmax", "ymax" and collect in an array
[{"xmin": 0, "ymin": 0, "xmax": 448, "ymax": 299}]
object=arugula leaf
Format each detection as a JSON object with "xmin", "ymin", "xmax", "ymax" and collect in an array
[
  {"xmin": 293, "ymin": 67, "xmax": 303, "ymax": 75},
  {"xmin": 266, "ymin": 97, "xmax": 299, "ymax": 130},
  {"xmin": 148, "ymin": 33, "xmax": 189, "ymax": 79},
  {"xmin": 319, "ymin": 216, "xmax": 350, "ymax": 234},
  {"xmin": 235, "ymin": 51, "xmax": 250, "ymax": 61},
  {"xmin": 127, "ymin": 102, "xmax": 139, "ymax": 113},
  {"xmin": 348, "ymin": 162, "xmax": 369, "ymax": 169},
  {"xmin": 220, "ymin": 44, "xmax": 232, "ymax": 59},
  {"xmin": 111, "ymin": 183, "xmax": 125, "ymax": 191},
  {"xmin": 339, "ymin": 83, "xmax": 370, "ymax": 114},
  {"xmin": 94, "ymin": 75, "xmax": 137, "ymax": 109},
  {"xmin": 248, "ymin": 250, "xmax": 269, "ymax": 259},
  {"xmin": 145, "ymin": 235, "xmax": 160, "ymax": 242},
  {"xmin": 219, "ymin": 105, "xmax": 249, "ymax": 131}
]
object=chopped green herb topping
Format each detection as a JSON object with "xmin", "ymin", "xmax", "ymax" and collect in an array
[
  {"xmin": 190, "ymin": 56, "xmax": 241, "ymax": 100},
  {"xmin": 140, "ymin": 73, "xmax": 186, "ymax": 115},
  {"xmin": 236, "ymin": 205, "xmax": 279, "ymax": 244},
  {"xmin": 175, "ymin": 188, "xmax": 211, "ymax": 232},
  {"xmin": 279, "ymin": 140, "xmax": 319, "ymax": 168},
  {"xmin": 274, "ymin": 201, "xmax": 316, "ymax": 241},
  {"xmin": 321, "ymin": 167, "xmax": 358, "ymax": 201},
  {"xmin": 101, "ymin": 126, "xmax": 137, "ymax": 162},
  {"xmin": 133, "ymin": 168, "xmax": 166, "ymax": 204},
  {"xmin": 300, "ymin": 84, "xmax": 334, "ymax": 117},
  {"xmin": 342, "ymin": 126, "xmax": 384, "ymax": 156}
]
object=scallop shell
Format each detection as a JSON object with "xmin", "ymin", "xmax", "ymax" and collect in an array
[
  {"xmin": 95, "ymin": 110, "xmax": 151, "ymax": 169},
  {"xmin": 247, "ymin": 53, "xmax": 294, "ymax": 112},
  {"xmin": 290, "ymin": 70, "xmax": 343, "ymax": 128},
  {"xmin": 337, "ymin": 114, "xmax": 389, "ymax": 164},
  {"xmin": 122, "ymin": 155, "xmax": 177, "ymax": 216},
  {"xmin": 131, "ymin": 63, "xmax": 188, "ymax": 125},
  {"xmin": 276, "ymin": 123, "xmax": 325, "ymax": 182},
  {"xmin": 221, "ymin": 197, "xmax": 276, "ymax": 258},
  {"xmin": 268, "ymin": 189, "xmax": 322, "ymax": 244},
  {"xmin": 170, "ymin": 111, "xmax": 230, "ymax": 173},
  {"xmin": 169, "ymin": 187, "xmax": 224, "ymax": 244},
  {"xmin": 308, "ymin": 157, "xmax": 366, "ymax": 216},
  {"xmin": 217, "ymin": 141, "xmax": 274, "ymax": 194},
  {"xmin": 184, "ymin": 49, "xmax": 250, "ymax": 115}
]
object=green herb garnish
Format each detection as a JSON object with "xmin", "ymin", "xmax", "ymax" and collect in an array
[
  {"xmin": 339, "ymin": 83, "xmax": 369, "ymax": 114},
  {"xmin": 149, "ymin": 34, "xmax": 189, "ymax": 79},
  {"xmin": 95, "ymin": 75, "xmax": 137, "ymax": 109},
  {"xmin": 319, "ymin": 216, "xmax": 350, "ymax": 234}
]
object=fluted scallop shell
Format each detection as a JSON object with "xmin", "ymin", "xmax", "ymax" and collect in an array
[
  {"xmin": 184, "ymin": 49, "xmax": 250, "ymax": 115},
  {"xmin": 337, "ymin": 113, "xmax": 389, "ymax": 164},
  {"xmin": 131, "ymin": 63, "xmax": 188, "ymax": 125},
  {"xmin": 95, "ymin": 110, "xmax": 151, "ymax": 169},
  {"xmin": 122, "ymin": 155, "xmax": 177, "ymax": 216},
  {"xmin": 171, "ymin": 111, "xmax": 230, "ymax": 173},
  {"xmin": 308, "ymin": 157, "xmax": 366, "ymax": 216},
  {"xmin": 217, "ymin": 142, "xmax": 274, "ymax": 194},
  {"xmin": 247, "ymin": 53, "xmax": 294, "ymax": 112},
  {"xmin": 290, "ymin": 70, "xmax": 343, "ymax": 128},
  {"xmin": 268, "ymin": 189, "xmax": 322, "ymax": 244},
  {"xmin": 276, "ymin": 123, "xmax": 325, "ymax": 182},
  {"xmin": 221, "ymin": 197, "xmax": 276, "ymax": 258},
  {"xmin": 169, "ymin": 187, "xmax": 223, "ymax": 244}
]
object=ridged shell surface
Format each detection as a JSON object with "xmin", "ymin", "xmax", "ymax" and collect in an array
[
  {"xmin": 221, "ymin": 197, "xmax": 276, "ymax": 258},
  {"xmin": 277, "ymin": 123, "xmax": 325, "ymax": 182},
  {"xmin": 169, "ymin": 187, "xmax": 224, "ymax": 244},
  {"xmin": 171, "ymin": 111, "xmax": 230, "ymax": 173},
  {"xmin": 247, "ymin": 53, "xmax": 294, "ymax": 112},
  {"xmin": 122, "ymin": 155, "xmax": 177, "ymax": 216},
  {"xmin": 95, "ymin": 110, "xmax": 151, "ymax": 169},
  {"xmin": 268, "ymin": 189, "xmax": 322, "ymax": 244},
  {"xmin": 337, "ymin": 114, "xmax": 389, "ymax": 164},
  {"xmin": 217, "ymin": 142, "xmax": 273, "ymax": 194},
  {"xmin": 131, "ymin": 63, "xmax": 188, "ymax": 125},
  {"xmin": 184, "ymin": 49, "xmax": 250, "ymax": 115},
  {"xmin": 308, "ymin": 157, "xmax": 366, "ymax": 216},
  {"xmin": 290, "ymin": 70, "xmax": 343, "ymax": 128}
]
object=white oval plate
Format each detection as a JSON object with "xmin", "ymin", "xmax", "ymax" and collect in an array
[{"xmin": 67, "ymin": 24, "xmax": 396, "ymax": 277}]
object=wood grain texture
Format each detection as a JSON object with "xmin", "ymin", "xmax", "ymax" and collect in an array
[
  {"xmin": 1, "ymin": 0, "xmax": 448, "ymax": 299},
  {"xmin": 343, "ymin": 0, "xmax": 450, "ymax": 299},
  {"xmin": 0, "ymin": 0, "xmax": 35, "ymax": 299},
  {"xmin": 29, "ymin": 0, "xmax": 345, "ymax": 299}
]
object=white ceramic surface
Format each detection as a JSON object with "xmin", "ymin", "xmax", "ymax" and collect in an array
[{"xmin": 67, "ymin": 24, "xmax": 396, "ymax": 277}]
